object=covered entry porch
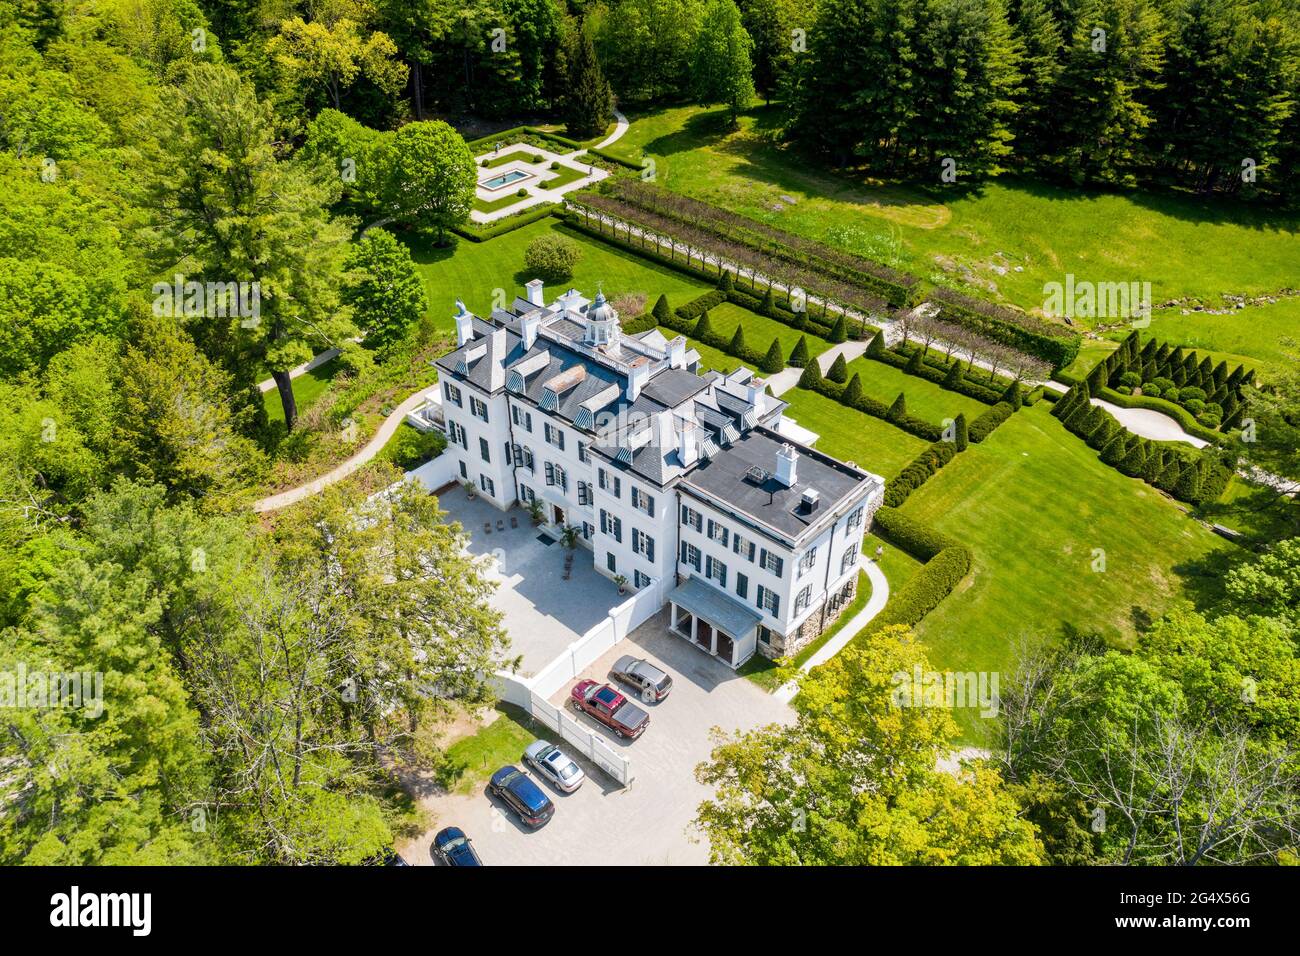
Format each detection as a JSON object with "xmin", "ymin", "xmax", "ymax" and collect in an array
[{"xmin": 667, "ymin": 577, "xmax": 761, "ymax": 669}]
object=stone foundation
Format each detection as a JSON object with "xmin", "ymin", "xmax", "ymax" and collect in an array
[{"xmin": 758, "ymin": 573, "xmax": 860, "ymax": 660}]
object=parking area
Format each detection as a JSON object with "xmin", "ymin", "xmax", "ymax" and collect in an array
[
  {"xmin": 402, "ymin": 610, "xmax": 794, "ymax": 865},
  {"xmin": 439, "ymin": 487, "xmax": 623, "ymax": 678}
]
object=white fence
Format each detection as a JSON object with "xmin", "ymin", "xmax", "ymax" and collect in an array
[{"xmin": 488, "ymin": 578, "xmax": 664, "ymax": 788}]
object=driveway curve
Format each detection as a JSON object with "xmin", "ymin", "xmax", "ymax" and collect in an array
[{"xmin": 1089, "ymin": 397, "xmax": 1208, "ymax": 448}]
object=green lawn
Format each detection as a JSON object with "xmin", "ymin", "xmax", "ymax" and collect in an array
[
  {"xmin": 899, "ymin": 403, "xmax": 1236, "ymax": 740},
  {"xmin": 437, "ymin": 704, "xmax": 551, "ymax": 795},
  {"xmin": 1148, "ymin": 298, "xmax": 1299, "ymax": 381},
  {"xmin": 865, "ymin": 530, "xmax": 923, "ymax": 593},
  {"xmin": 706, "ymin": 301, "xmax": 834, "ymax": 362},
  {"xmin": 262, "ymin": 360, "xmax": 341, "ymax": 425},
  {"xmin": 1059, "ymin": 338, "xmax": 1118, "ymax": 381},
  {"xmin": 543, "ymin": 162, "xmax": 590, "ymax": 189},
  {"xmin": 405, "ymin": 219, "xmax": 712, "ymax": 331},
  {"xmin": 481, "ymin": 150, "xmax": 545, "ymax": 169},
  {"xmin": 615, "ymin": 102, "xmax": 1300, "ymax": 319},
  {"xmin": 844, "ymin": 355, "xmax": 990, "ymax": 427},
  {"xmin": 472, "ymin": 192, "xmax": 529, "ymax": 213},
  {"xmin": 1195, "ymin": 474, "xmax": 1300, "ymax": 545},
  {"xmin": 779, "ymin": 386, "xmax": 930, "ymax": 478},
  {"xmin": 659, "ymin": 326, "xmax": 753, "ymax": 376}
]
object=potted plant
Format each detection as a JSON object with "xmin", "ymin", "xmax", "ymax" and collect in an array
[
  {"xmin": 528, "ymin": 498, "xmax": 545, "ymax": 524},
  {"xmin": 614, "ymin": 574, "xmax": 628, "ymax": 595},
  {"xmin": 560, "ymin": 525, "xmax": 579, "ymax": 549},
  {"xmin": 463, "ymin": 480, "xmax": 477, "ymax": 499}
]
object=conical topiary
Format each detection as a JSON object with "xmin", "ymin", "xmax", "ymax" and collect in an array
[
  {"xmin": 954, "ymin": 412, "xmax": 969, "ymax": 451},
  {"xmin": 867, "ymin": 329, "xmax": 886, "ymax": 357},
  {"xmin": 829, "ymin": 313, "xmax": 848, "ymax": 343},
  {"xmin": 943, "ymin": 361, "xmax": 964, "ymax": 388},
  {"xmin": 652, "ymin": 294, "xmax": 671, "ymax": 323},
  {"xmin": 798, "ymin": 358, "xmax": 823, "ymax": 389},
  {"xmin": 760, "ymin": 286, "xmax": 775, "ymax": 316},
  {"xmin": 827, "ymin": 353, "xmax": 849, "ymax": 383},
  {"xmin": 729, "ymin": 325, "xmax": 746, "ymax": 355},
  {"xmin": 906, "ymin": 349, "xmax": 924, "ymax": 373},
  {"xmin": 695, "ymin": 310, "xmax": 713, "ymax": 340},
  {"xmin": 888, "ymin": 392, "xmax": 907, "ymax": 420},
  {"xmin": 1101, "ymin": 431, "xmax": 1129, "ymax": 466},
  {"xmin": 1087, "ymin": 414, "xmax": 1118, "ymax": 450},
  {"xmin": 843, "ymin": 373, "xmax": 863, "ymax": 406},
  {"xmin": 1174, "ymin": 460, "xmax": 1203, "ymax": 501},
  {"xmin": 761, "ymin": 338, "xmax": 784, "ymax": 374},
  {"xmin": 1119, "ymin": 438, "xmax": 1148, "ymax": 477},
  {"xmin": 718, "ymin": 270, "xmax": 734, "ymax": 293},
  {"xmin": 789, "ymin": 335, "xmax": 810, "ymax": 368},
  {"xmin": 1001, "ymin": 380, "xmax": 1023, "ymax": 408}
]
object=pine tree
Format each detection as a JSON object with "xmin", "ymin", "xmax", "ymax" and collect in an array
[
  {"xmin": 828, "ymin": 353, "xmax": 849, "ymax": 383},
  {"xmin": 789, "ymin": 335, "xmax": 810, "ymax": 368},
  {"xmin": 1088, "ymin": 415, "xmax": 1118, "ymax": 450},
  {"xmin": 563, "ymin": 28, "xmax": 615, "ymax": 138},
  {"xmin": 1001, "ymin": 381, "xmax": 1023, "ymax": 408},
  {"xmin": 843, "ymin": 373, "xmax": 864, "ymax": 406},
  {"xmin": 1174, "ymin": 459, "xmax": 1203, "ymax": 500},
  {"xmin": 830, "ymin": 313, "xmax": 848, "ymax": 343},
  {"xmin": 954, "ymin": 412, "xmax": 969, "ymax": 451},
  {"xmin": 1156, "ymin": 459, "xmax": 1182, "ymax": 493},
  {"xmin": 761, "ymin": 338, "xmax": 784, "ymax": 373}
]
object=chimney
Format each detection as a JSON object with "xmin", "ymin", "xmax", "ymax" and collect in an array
[
  {"xmin": 525, "ymin": 278, "xmax": 545, "ymax": 308},
  {"xmin": 667, "ymin": 336, "xmax": 687, "ymax": 369},
  {"xmin": 454, "ymin": 300, "xmax": 474, "ymax": 347},
  {"xmin": 678, "ymin": 421, "xmax": 700, "ymax": 469},
  {"xmin": 626, "ymin": 362, "xmax": 650, "ymax": 402},
  {"xmin": 775, "ymin": 443, "xmax": 799, "ymax": 488},
  {"xmin": 522, "ymin": 312, "xmax": 542, "ymax": 350}
]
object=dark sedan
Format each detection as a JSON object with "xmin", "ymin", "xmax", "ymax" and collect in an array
[
  {"xmin": 487, "ymin": 765, "xmax": 555, "ymax": 829},
  {"xmin": 433, "ymin": 827, "xmax": 483, "ymax": 866}
]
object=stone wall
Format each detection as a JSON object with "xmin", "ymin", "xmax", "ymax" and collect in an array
[{"xmin": 758, "ymin": 572, "xmax": 859, "ymax": 661}]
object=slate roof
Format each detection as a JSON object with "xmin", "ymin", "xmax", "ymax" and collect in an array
[{"xmin": 667, "ymin": 576, "xmax": 762, "ymax": 638}]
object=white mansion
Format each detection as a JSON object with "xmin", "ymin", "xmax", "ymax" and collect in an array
[{"xmin": 433, "ymin": 280, "xmax": 885, "ymax": 669}]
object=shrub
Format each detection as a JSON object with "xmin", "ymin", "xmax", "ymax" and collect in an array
[
  {"xmin": 943, "ymin": 361, "xmax": 964, "ymax": 388},
  {"xmin": 1179, "ymin": 386, "xmax": 1207, "ymax": 403},
  {"xmin": 695, "ymin": 310, "xmax": 714, "ymax": 340},
  {"xmin": 760, "ymin": 286, "xmax": 775, "ymax": 316},
  {"xmin": 872, "ymin": 506, "xmax": 959, "ymax": 560},
  {"xmin": 729, "ymin": 325, "xmax": 746, "ymax": 354},
  {"xmin": 969, "ymin": 402, "xmax": 1014, "ymax": 442},
  {"xmin": 549, "ymin": 160, "xmax": 559, "ymax": 170},
  {"xmin": 888, "ymin": 392, "xmax": 907, "ymax": 420},
  {"xmin": 827, "ymin": 353, "xmax": 848, "ymax": 383},
  {"xmin": 530, "ymin": 153, "xmax": 544, "ymax": 163},
  {"xmin": 829, "ymin": 313, "xmax": 848, "ymax": 344},
  {"xmin": 1175, "ymin": 461, "xmax": 1202, "ymax": 501},
  {"xmin": 789, "ymin": 336, "xmax": 810, "ymax": 368},
  {"xmin": 1119, "ymin": 371, "xmax": 1142, "ymax": 388},
  {"xmin": 954, "ymin": 412, "xmax": 968, "ymax": 451},
  {"xmin": 761, "ymin": 338, "xmax": 784, "ymax": 374},
  {"xmin": 1141, "ymin": 381, "xmax": 1161, "ymax": 398},
  {"xmin": 719, "ymin": 270, "xmax": 734, "ymax": 292},
  {"xmin": 867, "ymin": 329, "xmax": 886, "ymax": 357},
  {"xmin": 843, "ymin": 373, "xmax": 863, "ymax": 406},
  {"xmin": 1152, "ymin": 376, "xmax": 1174, "ymax": 392},
  {"xmin": 798, "ymin": 359, "xmax": 823, "ymax": 389},
  {"xmin": 652, "ymin": 294, "xmax": 671, "ymax": 323},
  {"xmin": 1183, "ymin": 398, "xmax": 1206, "ymax": 414},
  {"xmin": 523, "ymin": 234, "xmax": 582, "ymax": 281},
  {"xmin": 516, "ymin": 187, "xmax": 527, "ymax": 197}
]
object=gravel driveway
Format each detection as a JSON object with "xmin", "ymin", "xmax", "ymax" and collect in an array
[{"xmin": 401, "ymin": 611, "xmax": 793, "ymax": 866}]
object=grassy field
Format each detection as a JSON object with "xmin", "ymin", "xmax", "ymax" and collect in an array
[
  {"xmin": 437, "ymin": 704, "xmax": 551, "ymax": 795},
  {"xmin": 405, "ymin": 219, "xmax": 711, "ymax": 330},
  {"xmin": 844, "ymin": 356, "xmax": 990, "ymax": 427},
  {"xmin": 262, "ymin": 360, "xmax": 341, "ymax": 425},
  {"xmin": 1058, "ymin": 338, "xmax": 1118, "ymax": 381},
  {"xmin": 706, "ymin": 301, "xmax": 834, "ymax": 360},
  {"xmin": 612, "ymin": 102, "xmax": 1300, "ymax": 320},
  {"xmin": 1148, "ymin": 298, "xmax": 1299, "ymax": 380},
  {"xmin": 472, "ymin": 192, "xmax": 527, "ymax": 213},
  {"xmin": 899, "ymin": 403, "xmax": 1235, "ymax": 740},
  {"xmin": 780, "ymin": 386, "xmax": 930, "ymax": 478}
]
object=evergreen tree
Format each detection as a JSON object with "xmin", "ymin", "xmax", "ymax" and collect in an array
[
  {"xmin": 653, "ymin": 294, "xmax": 672, "ymax": 323},
  {"xmin": 1001, "ymin": 380, "xmax": 1024, "ymax": 407},
  {"xmin": 1101, "ymin": 431, "xmax": 1129, "ymax": 465},
  {"xmin": 828, "ymin": 353, "xmax": 849, "ymax": 383},
  {"xmin": 944, "ymin": 360, "xmax": 964, "ymax": 387},
  {"xmin": 690, "ymin": 0, "xmax": 757, "ymax": 126},
  {"xmin": 1119, "ymin": 437, "xmax": 1149, "ymax": 476},
  {"xmin": 844, "ymin": 372, "xmax": 864, "ymax": 406},
  {"xmin": 868, "ymin": 329, "xmax": 887, "ymax": 357},
  {"xmin": 799, "ymin": 357, "xmax": 824, "ymax": 389},
  {"xmin": 907, "ymin": 348, "xmax": 924, "ymax": 373},
  {"xmin": 1175, "ymin": 459, "xmax": 1203, "ymax": 500},
  {"xmin": 889, "ymin": 392, "xmax": 908, "ymax": 419},
  {"xmin": 719, "ymin": 269, "xmax": 735, "ymax": 292},
  {"xmin": 761, "ymin": 285, "xmax": 776, "ymax": 316},
  {"xmin": 954, "ymin": 412, "xmax": 969, "ymax": 451},
  {"xmin": 789, "ymin": 335, "xmax": 811, "ymax": 367},
  {"xmin": 563, "ymin": 27, "xmax": 616, "ymax": 138},
  {"xmin": 696, "ymin": 310, "xmax": 714, "ymax": 340},
  {"xmin": 761, "ymin": 338, "xmax": 785, "ymax": 373},
  {"xmin": 729, "ymin": 324, "xmax": 747, "ymax": 354},
  {"xmin": 1088, "ymin": 414, "xmax": 1118, "ymax": 450},
  {"xmin": 830, "ymin": 313, "xmax": 848, "ymax": 343},
  {"xmin": 1010, "ymin": 0, "xmax": 1065, "ymax": 163}
]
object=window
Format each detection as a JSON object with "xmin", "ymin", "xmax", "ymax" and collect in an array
[
  {"xmin": 544, "ymin": 422, "xmax": 565, "ymax": 450},
  {"xmin": 632, "ymin": 528, "xmax": 655, "ymax": 562},
  {"xmin": 458, "ymin": 460, "xmax": 467, "ymax": 480},
  {"xmin": 555, "ymin": 465, "xmax": 568, "ymax": 493},
  {"xmin": 479, "ymin": 437, "xmax": 491, "ymax": 463},
  {"xmin": 634, "ymin": 570, "xmax": 651, "ymax": 589},
  {"xmin": 520, "ymin": 484, "xmax": 535, "ymax": 504},
  {"xmin": 760, "ymin": 549, "xmax": 784, "ymax": 578},
  {"xmin": 582, "ymin": 521, "xmax": 594, "ymax": 540},
  {"xmin": 756, "ymin": 585, "xmax": 780, "ymax": 617},
  {"xmin": 523, "ymin": 446, "xmax": 535, "ymax": 471},
  {"xmin": 448, "ymin": 421, "xmax": 468, "ymax": 450},
  {"xmin": 578, "ymin": 441, "xmax": 590, "ymax": 464},
  {"xmin": 598, "ymin": 468, "xmax": 621, "ymax": 497},
  {"xmin": 681, "ymin": 542, "xmax": 702, "ymax": 572},
  {"xmin": 511, "ymin": 405, "xmax": 532, "ymax": 431},
  {"xmin": 545, "ymin": 461, "xmax": 555, "ymax": 485},
  {"xmin": 480, "ymin": 474, "xmax": 495, "ymax": 497},
  {"xmin": 444, "ymin": 382, "xmax": 462, "ymax": 408},
  {"xmin": 794, "ymin": 585, "xmax": 812, "ymax": 614},
  {"xmin": 707, "ymin": 519, "xmax": 729, "ymax": 547},
  {"xmin": 599, "ymin": 510, "xmax": 622, "ymax": 543},
  {"xmin": 799, "ymin": 546, "xmax": 818, "ymax": 576},
  {"xmin": 733, "ymin": 533, "xmax": 756, "ymax": 561},
  {"xmin": 470, "ymin": 396, "xmax": 488, "ymax": 422},
  {"xmin": 706, "ymin": 555, "xmax": 727, "ymax": 588},
  {"xmin": 577, "ymin": 481, "xmax": 591, "ymax": 506},
  {"xmin": 607, "ymin": 552, "xmax": 617, "ymax": 573},
  {"xmin": 736, "ymin": 572, "xmax": 748, "ymax": 600},
  {"xmin": 841, "ymin": 544, "xmax": 858, "ymax": 574},
  {"xmin": 847, "ymin": 505, "xmax": 865, "ymax": 530},
  {"xmin": 632, "ymin": 487, "xmax": 655, "ymax": 515},
  {"xmin": 681, "ymin": 505, "xmax": 702, "ymax": 532}
]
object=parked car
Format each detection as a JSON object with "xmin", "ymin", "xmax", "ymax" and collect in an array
[
  {"xmin": 523, "ymin": 740, "xmax": 586, "ymax": 793},
  {"xmin": 570, "ymin": 680, "xmax": 650, "ymax": 739},
  {"xmin": 609, "ymin": 655, "xmax": 673, "ymax": 702},
  {"xmin": 487, "ymin": 765, "xmax": 555, "ymax": 828},
  {"xmin": 432, "ymin": 827, "xmax": 483, "ymax": 866}
]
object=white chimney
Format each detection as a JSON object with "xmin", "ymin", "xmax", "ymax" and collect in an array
[
  {"xmin": 525, "ymin": 278, "xmax": 545, "ymax": 308},
  {"xmin": 678, "ymin": 421, "xmax": 700, "ymax": 469},
  {"xmin": 667, "ymin": 336, "xmax": 687, "ymax": 369},
  {"xmin": 626, "ymin": 363, "xmax": 650, "ymax": 402},
  {"xmin": 775, "ymin": 443, "xmax": 799, "ymax": 488},
  {"xmin": 522, "ymin": 312, "xmax": 542, "ymax": 350},
  {"xmin": 454, "ymin": 300, "xmax": 474, "ymax": 347}
]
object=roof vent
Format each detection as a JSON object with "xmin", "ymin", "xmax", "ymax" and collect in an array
[
  {"xmin": 745, "ymin": 466, "xmax": 770, "ymax": 485},
  {"xmin": 801, "ymin": 488, "xmax": 821, "ymax": 512}
]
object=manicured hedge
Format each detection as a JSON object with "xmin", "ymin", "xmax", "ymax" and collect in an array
[
  {"xmin": 802, "ymin": 374, "xmax": 945, "ymax": 442},
  {"xmin": 872, "ymin": 505, "xmax": 960, "ymax": 560},
  {"xmin": 968, "ymin": 402, "xmax": 1015, "ymax": 443},
  {"xmin": 860, "ymin": 546, "xmax": 972, "ymax": 638},
  {"xmin": 1096, "ymin": 387, "xmax": 1225, "ymax": 445},
  {"xmin": 585, "ymin": 145, "xmax": 644, "ymax": 171},
  {"xmin": 876, "ymin": 342, "xmax": 1006, "ymax": 405},
  {"xmin": 452, "ymin": 205, "xmax": 557, "ymax": 242},
  {"xmin": 884, "ymin": 441, "xmax": 959, "ymax": 507},
  {"xmin": 930, "ymin": 287, "xmax": 1081, "ymax": 371}
]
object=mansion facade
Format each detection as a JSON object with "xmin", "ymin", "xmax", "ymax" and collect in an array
[{"xmin": 433, "ymin": 280, "xmax": 885, "ymax": 668}]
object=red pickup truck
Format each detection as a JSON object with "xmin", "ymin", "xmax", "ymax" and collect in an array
[{"xmin": 570, "ymin": 680, "xmax": 650, "ymax": 739}]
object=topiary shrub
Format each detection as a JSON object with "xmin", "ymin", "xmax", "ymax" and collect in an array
[
  {"xmin": 888, "ymin": 392, "xmax": 907, "ymax": 421},
  {"xmin": 1179, "ymin": 386, "xmax": 1207, "ymax": 403},
  {"xmin": 789, "ymin": 336, "xmax": 810, "ymax": 368},
  {"xmin": 759, "ymin": 339, "xmax": 784, "ymax": 374},
  {"xmin": 843, "ymin": 373, "xmax": 863, "ymax": 406},
  {"xmin": 523, "ymin": 234, "xmax": 582, "ymax": 282},
  {"xmin": 695, "ymin": 310, "xmax": 714, "ymax": 340},
  {"xmin": 867, "ymin": 329, "xmax": 886, "ymax": 357},
  {"xmin": 652, "ymin": 294, "xmax": 671, "ymax": 323},
  {"xmin": 718, "ymin": 270, "xmax": 735, "ymax": 293},
  {"xmin": 954, "ymin": 412, "xmax": 968, "ymax": 451},
  {"xmin": 729, "ymin": 325, "xmax": 746, "ymax": 355},
  {"xmin": 1119, "ymin": 371, "xmax": 1142, "ymax": 388},
  {"xmin": 827, "ymin": 353, "xmax": 849, "ymax": 383},
  {"xmin": 829, "ymin": 313, "xmax": 848, "ymax": 344},
  {"xmin": 798, "ymin": 359, "xmax": 824, "ymax": 389},
  {"xmin": 760, "ymin": 286, "xmax": 775, "ymax": 316}
]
